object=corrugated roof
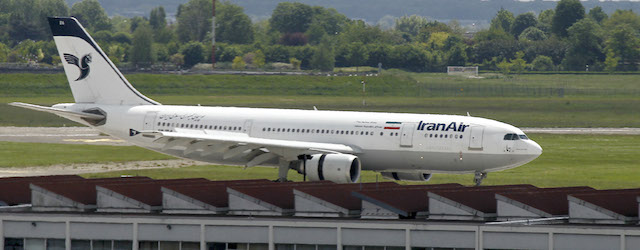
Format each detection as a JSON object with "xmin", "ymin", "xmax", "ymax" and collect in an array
[
  {"xmin": 161, "ymin": 179, "xmax": 272, "ymax": 207},
  {"xmin": 0, "ymin": 175, "xmax": 84, "ymax": 205},
  {"xmin": 229, "ymin": 181, "xmax": 333, "ymax": 209},
  {"xmin": 294, "ymin": 182, "xmax": 400, "ymax": 210},
  {"xmin": 98, "ymin": 178, "xmax": 211, "ymax": 206},
  {"xmin": 429, "ymin": 184, "xmax": 537, "ymax": 213},
  {"xmin": 569, "ymin": 189, "xmax": 640, "ymax": 217},
  {"xmin": 497, "ymin": 186, "xmax": 595, "ymax": 215},
  {"xmin": 32, "ymin": 177, "xmax": 151, "ymax": 204},
  {"xmin": 353, "ymin": 184, "xmax": 465, "ymax": 215}
]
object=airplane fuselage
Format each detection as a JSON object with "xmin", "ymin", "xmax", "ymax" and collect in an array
[{"xmin": 57, "ymin": 103, "xmax": 542, "ymax": 174}]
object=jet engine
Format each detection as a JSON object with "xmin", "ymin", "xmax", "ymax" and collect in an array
[
  {"xmin": 381, "ymin": 172, "xmax": 432, "ymax": 182},
  {"xmin": 301, "ymin": 154, "xmax": 361, "ymax": 183}
]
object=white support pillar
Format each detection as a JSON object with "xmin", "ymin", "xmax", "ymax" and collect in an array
[
  {"xmin": 404, "ymin": 228, "xmax": 410, "ymax": 250},
  {"xmin": 337, "ymin": 227, "xmax": 342, "ymax": 250},
  {"xmin": 0, "ymin": 219, "xmax": 4, "ymax": 249},
  {"xmin": 548, "ymin": 232, "xmax": 554, "ymax": 250},
  {"xmin": 620, "ymin": 233, "xmax": 625, "ymax": 250},
  {"xmin": 65, "ymin": 221, "xmax": 71, "ymax": 250},
  {"xmin": 133, "ymin": 222, "xmax": 139, "ymax": 250},
  {"xmin": 201, "ymin": 224, "xmax": 206, "ymax": 250},
  {"xmin": 268, "ymin": 225, "xmax": 274, "ymax": 250}
]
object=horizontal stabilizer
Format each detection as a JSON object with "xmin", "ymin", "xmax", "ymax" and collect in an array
[{"xmin": 8, "ymin": 102, "xmax": 105, "ymax": 120}]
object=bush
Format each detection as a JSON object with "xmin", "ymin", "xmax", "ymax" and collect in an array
[
  {"xmin": 180, "ymin": 41, "xmax": 205, "ymax": 68},
  {"xmin": 531, "ymin": 55, "xmax": 554, "ymax": 71}
]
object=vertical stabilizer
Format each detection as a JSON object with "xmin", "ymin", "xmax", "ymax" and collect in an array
[{"xmin": 48, "ymin": 17, "xmax": 159, "ymax": 106}]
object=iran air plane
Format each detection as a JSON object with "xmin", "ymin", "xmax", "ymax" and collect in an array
[{"xmin": 10, "ymin": 17, "xmax": 542, "ymax": 185}]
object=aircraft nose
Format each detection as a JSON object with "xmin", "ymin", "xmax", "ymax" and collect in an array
[{"xmin": 529, "ymin": 140, "xmax": 543, "ymax": 157}]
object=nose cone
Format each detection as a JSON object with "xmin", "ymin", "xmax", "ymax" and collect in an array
[{"xmin": 528, "ymin": 140, "xmax": 543, "ymax": 159}]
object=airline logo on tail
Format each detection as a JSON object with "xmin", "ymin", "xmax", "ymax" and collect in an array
[{"xmin": 63, "ymin": 53, "xmax": 92, "ymax": 81}]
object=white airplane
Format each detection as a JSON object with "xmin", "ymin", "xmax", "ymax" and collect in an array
[{"xmin": 10, "ymin": 17, "xmax": 542, "ymax": 185}]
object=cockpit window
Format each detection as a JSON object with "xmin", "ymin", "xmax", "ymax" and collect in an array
[
  {"xmin": 503, "ymin": 133, "xmax": 519, "ymax": 140},
  {"xmin": 519, "ymin": 134, "xmax": 529, "ymax": 140}
]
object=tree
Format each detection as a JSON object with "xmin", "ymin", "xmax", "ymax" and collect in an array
[
  {"xmin": 345, "ymin": 42, "xmax": 368, "ymax": 71},
  {"xmin": 170, "ymin": 53, "xmax": 185, "ymax": 69},
  {"xmin": 563, "ymin": 18, "xmax": 603, "ymax": 71},
  {"xmin": 531, "ymin": 55, "xmax": 554, "ymax": 71},
  {"xmin": 180, "ymin": 41, "xmax": 205, "ymax": 68},
  {"xmin": 588, "ymin": 6, "xmax": 608, "ymax": 24},
  {"xmin": 552, "ymin": 0, "xmax": 585, "ymax": 37},
  {"xmin": 519, "ymin": 27, "xmax": 547, "ymax": 41},
  {"xmin": 306, "ymin": 22, "xmax": 326, "ymax": 45},
  {"xmin": 176, "ymin": 0, "xmax": 212, "ymax": 42},
  {"xmin": 395, "ymin": 15, "xmax": 429, "ymax": 37},
  {"xmin": 538, "ymin": 9, "xmax": 555, "ymax": 34},
  {"xmin": 310, "ymin": 36, "xmax": 334, "ymax": 71},
  {"xmin": 253, "ymin": 50, "xmax": 266, "ymax": 68},
  {"xmin": 70, "ymin": 0, "xmax": 111, "ymax": 32},
  {"xmin": 447, "ymin": 45, "xmax": 467, "ymax": 66},
  {"xmin": 216, "ymin": 2, "xmax": 254, "ymax": 44},
  {"xmin": 604, "ymin": 10, "xmax": 640, "ymax": 32},
  {"xmin": 490, "ymin": 8, "xmax": 515, "ymax": 33},
  {"xmin": 232, "ymin": 56, "xmax": 245, "ymax": 69},
  {"xmin": 604, "ymin": 50, "xmax": 619, "ymax": 72},
  {"xmin": 149, "ymin": 6, "xmax": 167, "ymax": 31},
  {"xmin": 510, "ymin": 51, "xmax": 527, "ymax": 75},
  {"xmin": 130, "ymin": 24, "xmax": 155, "ymax": 67},
  {"xmin": 310, "ymin": 6, "xmax": 349, "ymax": 36},
  {"xmin": 511, "ymin": 12, "xmax": 538, "ymax": 38},
  {"xmin": 270, "ymin": 2, "xmax": 313, "ymax": 34},
  {"xmin": 605, "ymin": 24, "xmax": 640, "ymax": 71}
]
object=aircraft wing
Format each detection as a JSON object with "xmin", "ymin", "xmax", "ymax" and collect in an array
[{"xmin": 140, "ymin": 130, "xmax": 360, "ymax": 167}]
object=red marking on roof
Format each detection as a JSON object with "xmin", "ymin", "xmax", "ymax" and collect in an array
[
  {"xmin": 294, "ymin": 182, "xmax": 400, "ymax": 210},
  {"xmin": 0, "ymin": 175, "xmax": 84, "ymax": 205},
  {"xmin": 569, "ymin": 189, "xmax": 640, "ymax": 217},
  {"xmin": 353, "ymin": 184, "xmax": 465, "ymax": 215},
  {"xmin": 32, "ymin": 177, "xmax": 152, "ymax": 204},
  {"xmin": 162, "ymin": 179, "xmax": 272, "ymax": 207},
  {"xmin": 98, "ymin": 178, "xmax": 211, "ymax": 206},
  {"xmin": 429, "ymin": 184, "xmax": 537, "ymax": 213},
  {"xmin": 497, "ymin": 186, "xmax": 595, "ymax": 215},
  {"xmin": 229, "ymin": 181, "xmax": 333, "ymax": 209},
  {"xmin": 384, "ymin": 127, "xmax": 400, "ymax": 130}
]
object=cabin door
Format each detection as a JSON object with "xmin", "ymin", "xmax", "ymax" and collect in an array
[
  {"xmin": 243, "ymin": 120, "xmax": 253, "ymax": 135},
  {"xmin": 400, "ymin": 123, "xmax": 416, "ymax": 147},
  {"xmin": 468, "ymin": 125, "xmax": 484, "ymax": 150},
  {"xmin": 143, "ymin": 112, "xmax": 158, "ymax": 131}
]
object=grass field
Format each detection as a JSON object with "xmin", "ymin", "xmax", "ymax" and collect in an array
[
  {"xmin": 2, "ymin": 134, "xmax": 638, "ymax": 189},
  {"xmin": 0, "ymin": 141, "xmax": 173, "ymax": 167},
  {"xmin": 3, "ymin": 95, "xmax": 639, "ymax": 127},
  {"xmin": 2, "ymin": 72, "xmax": 639, "ymax": 127}
]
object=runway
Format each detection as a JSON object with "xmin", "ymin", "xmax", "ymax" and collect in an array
[{"xmin": 0, "ymin": 127, "xmax": 638, "ymax": 146}]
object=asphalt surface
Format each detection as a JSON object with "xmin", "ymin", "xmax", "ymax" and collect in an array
[{"xmin": 0, "ymin": 127, "xmax": 638, "ymax": 146}]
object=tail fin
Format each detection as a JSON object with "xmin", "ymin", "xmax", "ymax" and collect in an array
[{"xmin": 48, "ymin": 17, "xmax": 159, "ymax": 106}]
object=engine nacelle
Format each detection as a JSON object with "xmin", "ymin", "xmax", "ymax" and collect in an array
[
  {"xmin": 381, "ymin": 172, "xmax": 432, "ymax": 182},
  {"xmin": 303, "ymin": 154, "xmax": 361, "ymax": 183}
]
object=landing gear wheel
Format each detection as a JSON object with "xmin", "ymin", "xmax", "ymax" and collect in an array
[{"xmin": 474, "ymin": 171, "xmax": 487, "ymax": 186}]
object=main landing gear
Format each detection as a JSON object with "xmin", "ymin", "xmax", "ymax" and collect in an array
[{"xmin": 474, "ymin": 171, "xmax": 487, "ymax": 186}]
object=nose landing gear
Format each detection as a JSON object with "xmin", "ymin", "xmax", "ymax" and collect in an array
[{"xmin": 474, "ymin": 171, "xmax": 487, "ymax": 186}]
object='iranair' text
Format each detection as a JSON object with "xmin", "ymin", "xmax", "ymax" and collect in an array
[{"xmin": 417, "ymin": 121, "xmax": 469, "ymax": 132}]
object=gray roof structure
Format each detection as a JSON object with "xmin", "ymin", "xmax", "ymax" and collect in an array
[
  {"xmin": 1, "ymin": 175, "xmax": 640, "ymax": 224},
  {"xmin": 568, "ymin": 189, "xmax": 640, "ymax": 224},
  {"xmin": 495, "ymin": 186, "xmax": 595, "ymax": 220},
  {"xmin": 293, "ymin": 182, "xmax": 400, "ymax": 217},
  {"xmin": 352, "ymin": 183, "xmax": 464, "ymax": 219}
]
